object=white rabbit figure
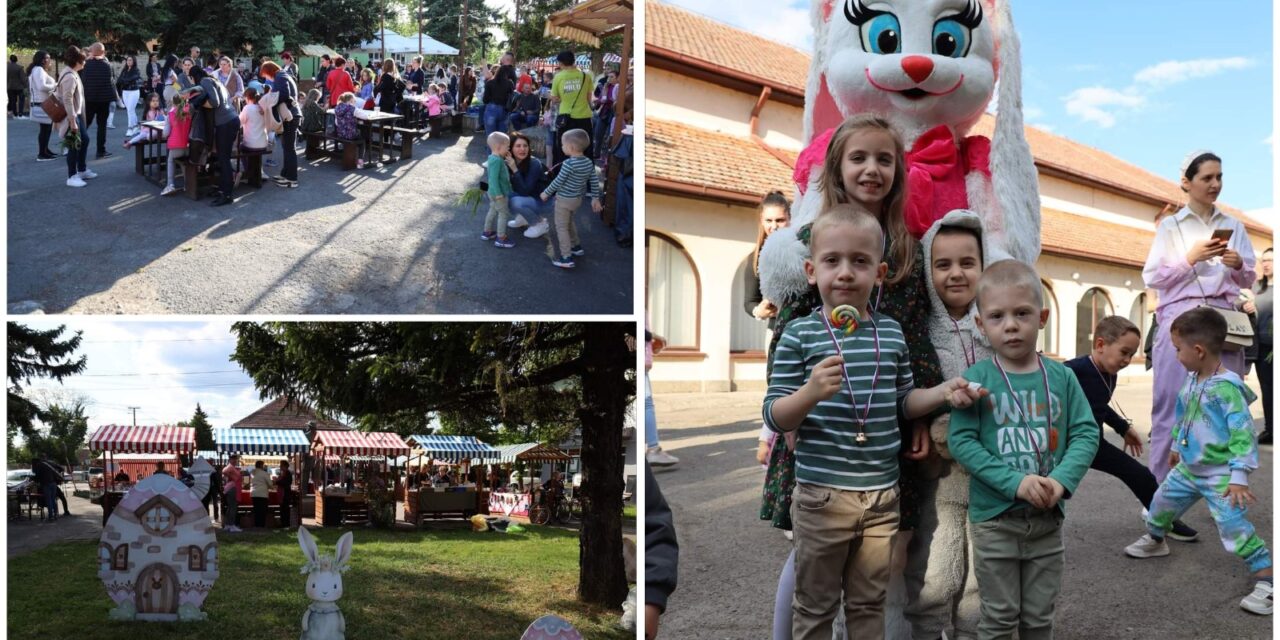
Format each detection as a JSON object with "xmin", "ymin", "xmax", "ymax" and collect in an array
[{"xmin": 298, "ymin": 527, "xmax": 352, "ymax": 640}]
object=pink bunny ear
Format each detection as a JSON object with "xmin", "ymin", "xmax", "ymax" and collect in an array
[{"xmin": 334, "ymin": 531, "xmax": 353, "ymax": 567}]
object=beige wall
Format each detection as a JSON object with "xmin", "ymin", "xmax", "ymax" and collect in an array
[
  {"xmin": 646, "ymin": 67, "xmax": 804, "ymax": 150},
  {"xmin": 1039, "ymin": 175, "xmax": 1162, "ymax": 230}
]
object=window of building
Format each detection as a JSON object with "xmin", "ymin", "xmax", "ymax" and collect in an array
[
  {"xmin": 731, "ymin": 255, "xmax": 771, "ymax": 352},
  {"xmin": 1038, "ymin": 280, "xmax": 1058, "ymax": 356},
  {"xmin": 188, "ymin": 545, "xmax": 205, "ymax": 572},
  {"xmin": 112, "ymin": 544, "xmax": 129, "ymax": 571},
  {"xmin": 646, "ymin": 232, "xmax": 700, "ymax": 350},
  {"xmin": 1075, "ymin": 287, "xmax": 1114, "ymax": 357},
  {"xmin": 135, "ymin": 495, "xmax": 183, "ymax": 536},
  {"xmin": 1129, "ymin": 293, "xmax": 1151, "ymax": 358}
]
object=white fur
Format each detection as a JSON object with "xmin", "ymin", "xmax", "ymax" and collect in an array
[{"xmin": 299, "ymin": 527, "xmax": 352, "ymax": 640}]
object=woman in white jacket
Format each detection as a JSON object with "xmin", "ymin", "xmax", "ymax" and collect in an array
[
  {"xmin": 56, "ymin": 46, "xmax": 91, "ymax": 187},
  {"xmin": 27, "ymin": 50, "xmax": 58, "ymax": 161}
]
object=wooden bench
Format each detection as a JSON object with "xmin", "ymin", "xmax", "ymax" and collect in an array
[
  {"xmin": 389, "ymin": 127, "xmax": 427, "ymax": 159},
  {"xmin": 304, "ymin": 131, "xmax": 359, "ymax": 170},
  {"xmin": 182, "ymin": 145, "xmax": 265, "ymax": 200}
]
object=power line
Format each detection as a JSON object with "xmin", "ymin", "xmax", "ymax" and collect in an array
[
  {"xmin": 81, "ymin": 337, "xmax": 236, "ymax": 344},
  {"xmin": 78, "ymin": 369, "xmax": 245, "ymax": 377},
  {"xmin": 55, "ymin": 382, "xmax": 257, "ymax": 392}
]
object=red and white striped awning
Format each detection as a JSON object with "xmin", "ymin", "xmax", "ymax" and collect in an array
[
  {"xmin": 89, "ymin": 425, "xmax": 196, "ymax": 454},
  {"xmin": 312, "ymin": 430, "xmax": 409, "ymax": 457},
  {"xmin": 364, "ymin": 432, "xmax": 410, "ymax": 456}
]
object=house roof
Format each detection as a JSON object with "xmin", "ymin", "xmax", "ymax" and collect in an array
[
  {"xmin": 646, "ymin": 0, "xmax": 808, "ymax": 95},
  {"xmin": 1040, "ymin": 209, "xmax": 1154, "ymax": 268},
  {"xmin": 646, "ymin": 1, "xmax": 1270, "ymax": 233},
  {"xmin": 647, "ymin": 118, "xmax": 795, "ymax": 201},
  {"xmin": 230, "ymin": 397, "xmax": 351, "ymax": 431}
]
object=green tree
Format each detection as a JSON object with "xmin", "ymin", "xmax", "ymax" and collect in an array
[
  {"xmin": 29, "ymin": 400, "xmax": 90, "ymax": 474},
  {"xmin": 190, "ymin": 404, "xmax": 216, "ymax": 451},
  {"xmin": 7, "ymin": 323, "xmax": 86, "ymax": 456},
  {"xmin": 230, "ymin": 321, "xmax": 634, "ymax": 606},
  {"xmin": 8, "ymin": 0, "xmax": 172, "ymax": 54},
  {"xmin": 157, "ymin": 0, "xmax": 303, "ymax": 57},
  {"xmin": 409, "ymin": 0, "xmax": 501, "ymax": 65},
  {"xmin": 499, "ymin": 0, "xmax": 574, "ymax": 61},
  {"xmin": 296, "ymin": 0, "xmax": 383, "ymax": 51}
]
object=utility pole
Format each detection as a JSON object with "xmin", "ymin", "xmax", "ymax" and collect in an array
[
  {"xmin": 128, "ymin": 407, "xmax": 140, "ymax": 426},
  {"xmin": 418, "ymin": 0, "xmax": 423, "ymax": 58},
  {"xmin": 513, "ymin": 0, "xmax": 521, "ymax": 61},
  {"xmin": 380, "ymin": 0, "xmax": 387, "ymax": 62}
]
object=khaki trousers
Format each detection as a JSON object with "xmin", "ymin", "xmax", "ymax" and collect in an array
[
  {"xmin": 791, "ymin": 482, "xmax": 899, "ymax": 640},
  {"xmin": 549, "ymin": 195, "xmax": 581, "ymax": 259},
  {"xmin": 971, "ymin": 508, "xmax": 1064, "ymax": 640},
  {"xmin": 484, "ymin": 195, "xmax": 510, "ymax": 237}
]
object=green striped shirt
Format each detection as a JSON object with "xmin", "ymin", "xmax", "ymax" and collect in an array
[{"xmin": 764, "ymin": 308, "xmax": 914, "ymax": 490}]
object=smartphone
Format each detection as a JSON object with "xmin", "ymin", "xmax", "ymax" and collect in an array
[{"xmin": 1211, "ymin": 228, "xmax": 1233, "ymax": 242}]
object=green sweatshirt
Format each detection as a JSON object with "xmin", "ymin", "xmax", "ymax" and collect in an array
[
  {"xmin": 948, "ymin": 356, "xmax": 1100, "ymax": 523},
  {"xmin": 487, "ymin": 154, "xmax": 512, "ymax": 196}
]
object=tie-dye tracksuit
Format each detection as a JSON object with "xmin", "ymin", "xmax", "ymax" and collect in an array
[{"xmin": 1146, "ymin": 369, "xmax": 1271, "ymax": 573}]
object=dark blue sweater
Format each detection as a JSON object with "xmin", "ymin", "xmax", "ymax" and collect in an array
[
  {"xmin": 510, "ymin": 157, "xmax": 549, "ymax": 197},
  {"xmin": 1064, "ymin": 355, "xmax": 1131, "ymax": 437}
]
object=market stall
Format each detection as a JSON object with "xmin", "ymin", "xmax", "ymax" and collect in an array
[
  {"xmin": 214, "ymin": 427, "xmax": 310, "ymax": 528},
  {"xmin": 403, "ymin": 435, "xmax": 499, "ymax": 525},
  {"xmin": 311, "ymin": 430, "xmax": 409, "ymax": 527},
  {"xmin": 88, "ymin": 425, "xmax": 196, "ymax": 525},
  {"xmin": 482, "ymin": 443, "xmax": 572, "ymax": 521}
]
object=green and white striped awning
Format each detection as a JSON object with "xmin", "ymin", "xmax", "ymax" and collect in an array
[
  {"xmin": 214, "ymin": 428, "xmax": 310, "ymax": 455},
  {"xmin": 407, "ymin": 435, "xmax": 500, "ymax": 462}
]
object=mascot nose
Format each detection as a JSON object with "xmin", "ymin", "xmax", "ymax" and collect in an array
[{"xmin": 901, "ymin": 56, "xmax": 934, "ymax": 84}]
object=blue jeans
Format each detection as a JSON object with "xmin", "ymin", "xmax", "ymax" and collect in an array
[
  {"xmin": 510, "ymin": 195, "xmax": 551, "ymax": 223},
  {"xmin": 614, "ymin": 172, "xmax": 632, "ymax": 240},
  {"xmin": 645, "ymin": 374, "xmax": 659, "ymax": 448},
  {"xmin": 510, "ymin": 112, "xmax": 539, "ymax": 130},
  {"xmin": 483, "ymin": 104, "xmax": 508, "ymax": 136},
  {"xmin": 42, "ymin": 482, "xmax": 58, "ymax": 519}
]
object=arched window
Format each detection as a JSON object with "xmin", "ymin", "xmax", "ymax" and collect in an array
[
  {"xmin": 188, "ymin": 545, "xmax": 205, "ymax": 572},
  {"xmin": 1038, "ymin": 280, "xmax": 1058, "ymax": 356},
  {"xmin": 1076, "ymin": 287, "xmax": 1114, "ymax": 357},
  {"xmin": 112, "ymin": 544, "xmax": 129, "ymax": 571},
  {"xmin": 1129, "ymin": 293, "xmax": 1151, "ymax": 356},
  {"xmin": 731, "ymin": 255, "xmax": 771, "ymax": 352},
  {"xmin": 646, "ymin": 232, "xmax": 700, "ymax": 350}
]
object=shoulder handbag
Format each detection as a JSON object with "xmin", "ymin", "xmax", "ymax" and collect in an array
[
  {"xmin": 555, "ymin": 70, "xmax": 588, "ymax": 130},
  {"xmin": 1172, "ymin": 217, "xmax": 1255, "ymax": 351},
  {"xmin": 43, "ymin": 71, "xmax": 69, "ymax": 123}
]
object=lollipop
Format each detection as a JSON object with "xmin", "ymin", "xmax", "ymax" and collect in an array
[{"xmin": 829, "ymin": 305, "xmax": 860, "ymax": 334}]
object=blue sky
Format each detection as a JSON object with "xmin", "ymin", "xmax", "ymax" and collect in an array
[
  {"xmin": 658, "ymin": 0, "xmax": 1274, "ymax": 212},
  {"xmin": 17, "ymin": 320, "xmax": 265, "ymax": 439}
]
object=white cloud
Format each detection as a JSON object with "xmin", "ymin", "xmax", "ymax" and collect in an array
[
  {"xmin": 1063, "ymin": 86, "xmax": 1145, "ymax": 128},
  {"xmin": 1133, "ymin": 57, "xmax": 1254, "ymax": 85},
  {"xmin": 1029, "ymin": 123, "xmax": 1055, "ymax": 133},
  {"xmin": 1264, "ymin": 133, "xmax": 1274, "ymax": 146},
  {"xmin": 1023, "ymin": 106, "xmax": 1045, "ymax": 121}
]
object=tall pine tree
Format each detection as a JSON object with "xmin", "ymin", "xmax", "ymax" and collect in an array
[
  {"xmin": 190, "ymin": 404, "xmax": 215, "ymax": 451},
  {"xmin": 8, "ymin": 323, "xmax": 86, "ymax": 456}
]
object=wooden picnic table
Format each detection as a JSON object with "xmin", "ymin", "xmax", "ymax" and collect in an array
[
  {"xmin": 134, "ymin": 121, "xmax": 167, "ymax": 187},
  {"xmin": 326, "ymin": 109, "xmax": 404, "ymax": 165}
]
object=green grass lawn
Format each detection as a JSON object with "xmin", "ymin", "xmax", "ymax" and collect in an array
[
  {"xmin": 622, "ymin": 503, "xmax": 636, "ymax": 519},
  {"xmin": 8, "ymin": 526, "xmax": 629, "ymax": 639}
]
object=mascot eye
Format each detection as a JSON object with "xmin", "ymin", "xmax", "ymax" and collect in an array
[
  {"xmin": 860, "ymin": 13, "xmax": 902, "ymax": 54},
  {"xmin": 932, "ymin": 18, "xmax": 972, "ymax": 58}
]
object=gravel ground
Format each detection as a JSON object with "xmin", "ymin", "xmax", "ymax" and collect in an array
[
  {"xmin": 651, "ymin": 375, "xmax": 1273, "ymax": 640},
  {"xmin": 7, "ymin": 117, "xmax": 632, "ymax": 314}
]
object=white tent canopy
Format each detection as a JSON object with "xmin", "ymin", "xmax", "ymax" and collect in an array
[{"xmin": 356, "ymin": 29, "xmax": 459, "ymax": 56}]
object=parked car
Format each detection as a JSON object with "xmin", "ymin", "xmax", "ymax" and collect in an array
[{"xmin": 7, "ymin": 469, "xmax": 35, "ymax": 493}]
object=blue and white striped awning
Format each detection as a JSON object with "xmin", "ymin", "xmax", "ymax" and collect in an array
[
  {"xmin": 214, "ymin": 428, "xmax": 310, "ymax": 455},
  {"xmin": 481, "ymin": 443, "xmax": 540, "ymax": 464},
  {"xmin": 195, "ymin": 450, "xmax": 221, "ymax": 461},
  {"xmin": 407, "ymin": 435, "xmax": 500, "ymax": 462}
]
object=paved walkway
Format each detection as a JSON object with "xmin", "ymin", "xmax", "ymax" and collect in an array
[
  {"xmin": 651, "ymin": 375, "xmax": 1272, "ymax": 640},
  {"xmin": 7, "ymin": 117, "xmax": 632, "ymax": 314}
]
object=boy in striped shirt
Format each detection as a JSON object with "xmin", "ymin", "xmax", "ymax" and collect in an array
[
  {"xmin": 541, "ymin": 128, "xmax": 602, "ymax": 269},
  {"xmin": 765, "ymin": 205, "xmax": 982, "ymax": 639}
]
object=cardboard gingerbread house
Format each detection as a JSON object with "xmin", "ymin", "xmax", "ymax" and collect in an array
[{"xmin": 98, "ymin": 459, "xmax": 218, "ymax": 621}]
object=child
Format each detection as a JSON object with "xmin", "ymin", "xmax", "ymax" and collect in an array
[
  {"xmin": 333, "ymin": 92, "xmax": 366, "ymax": 169},
  {"xmin": 425, "ymin": 84, "xmax": 442, "ymax": 118},
  {"xmin": 900, "ymin": 209, "xmax": 1005, "ymax": 639},
  {"xmin": 948, "ymin": 259, "xmax": 1100, "ymax": 639},
  {"xmin": 540, "ymin": 128, "xmax": 602, "ymax": 269},
  {"xmin": 159, "ymin": 89, "xmax": 195, "ymax": 196},
  {"xmin": 762, "ymin": 115, "xmax": 943, "ymax": 639},
  {"xmin": 481, "ymin": 131, "xmax": 515, "ymax": 248},
  {"xmin": 764, "ymin": 204, "xmax": 981, "ymax": 639},
  {"xmin": 123, "ymin": 94, "xmax": 165, "ymax": 149},
  {"xmin": 300, "ymin": 87, "xmax": 326, "ymax": 136},
  {"xmin": 1066, "ymin": 316, "xmax": 1200, "ymax": 543},
  {"xmin": 1125, "ymin": 307, "xmax": 1273, "ymax": 615},
  {"xmin": 236, "ymin": 87, "xmax": 271, "ymax": 183}
]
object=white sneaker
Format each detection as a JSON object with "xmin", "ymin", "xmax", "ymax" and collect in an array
[
  {"xmin": 1241, "ymin": 580, "xmax": 1274, "ymax": 615},
  {"xmin": 507, "ymin": 214, "xmax": 529, "ymax": 229},
  {"xmin": 646, "ymin": 446, "xmax": 679, "ymax": 467},
  {"xmin": 160, "ymin": 184, "xmax": 179, "ymax": 196},
  {"xmin": 524, "ymin": 220, "xmax": 550, "ymax": 239},
  {"xmin": 783, "ymin": 529, "xmax": 793, "ymax": 541},
  {"xmin": 78, "ymin": 169, "xmax": 98, "ymax": 179},
  {"xmin": 1124, "ymin": 534, "xmax": 1169, "ymax": 558},
  {"xmin": 66, "ymin": 175, "xmax": 87, "ymax": 188}
]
